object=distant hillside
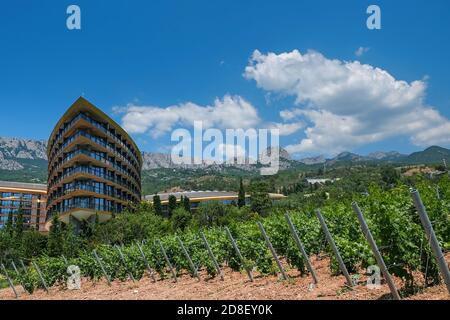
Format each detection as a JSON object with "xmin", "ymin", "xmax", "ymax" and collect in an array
[
  {"xmin": 406, "ymin": 146, "xmax": 450, "ymax": 164},
  {"xmin": 367, "ymin": 151, "xmax": 406, "ymax": 161},
  {"xmin": 142, "ymin": 147, "xmax": 293, "ymax": 171},
  {"xmin": 0, "ymin": 136, "xmax": 449, "ymax": 191},
  {"xmin": 299, "ymin": 155, "xmax": 326, "ymax": 165},
  {"xmin": 0, "ymin": 137, "xmax": 48, "ymax": 183},
  {"xmin": 0, "ymin": 137, "xmax": 47, "ymax": 170}
]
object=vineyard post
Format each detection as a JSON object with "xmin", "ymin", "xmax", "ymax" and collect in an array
[
  {"xmin": 136, "ymin": 242, "xmax": 157, "ymax": 282},
  {"xmin": 114, "ymin": 245, "xmax": 136, "ymax": 282},
  {"xmin": 19, "ymin": 260, "xmax": 27, "ymax": 273},
  {"xmin": 315, "ymin": 209, "xmax": 354, "ymax": 287},
  {"xmin": 352, "ymin": 202, "xmax": 401, "ymax": 300},
  {"xmin": 157, "ymin": 240, "xmax": 178, "ymax": 283},
  {"xmin": 92, "ymin": 250, "xmax": 111, "ymax": 286},
  {"xmin": 411, "ymin": 189, "xmax": 450, "ymax": 294},
  {"xmin": 224, "ymin": 227, "xmax": 254, "ymax": 282},
  {"xmin": 10, "ymin": 260, "xmax": 20, "ymax": 276},
  {"xmin": 284, "ymin": 213, "xmax": 318, "ymax": 284},
  {"xmin": 257, "ymin": 222, "xmax": 289, "ymax": 281},
  {"xmin": 10, "ymin": 260, "xmax": 27, "ymax": 293},
  {"xmin": 176, "ymin": 236, "xmax": 200, "ymax": 281},
  {"xmin": 200, "ymin": 231, "xmax": 224, "ymax": 281},
  {"xmin": 1, "ymin": 263, "xmax": 18, "ymax": 299},
  {"xmin": 31, "ymin": 261, "xmax": 49, "ymax": 293}
]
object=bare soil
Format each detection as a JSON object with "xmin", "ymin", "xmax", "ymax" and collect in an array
[{"xmin": 1, "ymin": 255, "xmax": 448, "ymax": 300}]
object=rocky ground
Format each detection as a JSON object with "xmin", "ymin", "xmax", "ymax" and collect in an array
[{"xmin": 1, "ymin": 255, "xmax": 448, "ymax": 300}]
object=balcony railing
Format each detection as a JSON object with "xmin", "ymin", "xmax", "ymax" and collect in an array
[
  {"xmin": 46, "ymin": 202, "xmax": 123, "ymax": 222},
  {"xmin": 49, "ymin": 112, "xmax": 140, "ymax": 166},
  {"xmin": 48, "ymin": 165, "xmax": 140, "ymax": 196},
  {"xmin": 49, "ymin": 148, "xmax": 140, "ymax": 187},
  {"xmin": 49, "ymin": 130, "xmax": 141, "ymax": 181},
  {"xmin": 47, "ymin": 184, "xmax": 131, "ymax": 205}
]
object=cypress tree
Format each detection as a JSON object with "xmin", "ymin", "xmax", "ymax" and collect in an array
[
  {"xmin": 250, "ymin": 183, "xmax": 271, "ymax": 216},
  {"xmin": 5, "ymin": 210, "xmax": 14, "ymax": 236},
  {"xmin": 94, "ymin": 213, "xmax": 100, "ymax": 230},
  {"xmin": 168, "ymin": 195, "xmax": 177, "ymax": 218},
  {"xmin": 183, "ymin": 196, "xmax": 191, "ymax": 213},
  {"xmin": 14, "ymin": 205, "xmax": 25, "ymax": 239},
  {"xmin": 153, "ymin": 194, "xmax": 163, "ymax": 216},
  {"xmin": 238, "ymin": 178, "xmax": 246, "ymax": 208},
  {"xmin": 47, "ymin": 215, "xmax": 64, "ymax": 257}
]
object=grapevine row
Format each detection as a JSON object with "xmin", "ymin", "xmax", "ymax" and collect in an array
[{"xmin": 2, "ymin": 179, "xmax": 450, "ymax": 297}]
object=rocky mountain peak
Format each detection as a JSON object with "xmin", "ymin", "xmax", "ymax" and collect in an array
[{"xmin": 0, "ymin": 137, "xmax": 48, "ymax": 171}]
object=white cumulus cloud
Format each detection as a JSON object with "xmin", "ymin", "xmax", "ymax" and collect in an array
[
  {"xmin": 116, "ymin": 95, "xmax": 261, "ymax": 138},
  {"xmin": 244, "ymin": 49, "xmax": 450, "ymax": 155},
  {"xmin": 268, "ymin": 121, "xmax": 304, "ymax": 136}
]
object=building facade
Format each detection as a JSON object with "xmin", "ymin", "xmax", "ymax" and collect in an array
[
  {"xmin": 145, "ymin": 191, "xmax": 286, "ymax": 215},
  {"xmin": 0, "ymin": 181, "xmax": 48, "ymax": 232},
  {"xmin": 46, "ymin": 97, "xmax": 142, "ymax": 229}
]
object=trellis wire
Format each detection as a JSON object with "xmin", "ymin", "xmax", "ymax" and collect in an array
[
  {"xmin": 19, "ymin": 260, "xmax": 27, "ymax": 273},
  {"xmin": 136, "ymin": 242, "xmax": 157, "ymax": 282},
  {"xmin": 386, "ymin": 262, "xmax": 405, "ymax": 269},
  {"xmin": 31, "ymin": 261, "xmax": 49, "ymax": 293},
  {"xmin": 316, "ymin": 236, "xmax": 329, "ymax": 259},
  {"xmin": 352, "ymin": 202, "xmax": 401, "ymax": 300},
  {"xmin": 200, "ymin": 231, "xmax": 224, "ymax": 281},
  {"xmin": 92, "ymin": 250, "xmax": 111, "ymax": 286},
  {"xmin": 1, "ymin": 263, "xmax": 18, "ymax": 299},
  {"xmin": 285, "ymin": 213, "xmax": 318, "ymax": 284},
  {"xmin": 156, "ymin": 239, "xmax": 177, "ymax": 283},
  {"xmin": 430, "ymin": 217, "xmax": 450, "ymax": 227},
  {"xmin": 176, "ymin": 236, "xmax": 200, "ymax": 281},
  {"xmin": 114, "ymin": 245, "xmax": 136, "ymax": 282},
  {"xmin": 257, "ymin": 222, "xmax": 288, "ymax": 281},
  {"xmin": 10, "ymin": 260, "xmax": 27, "ymax": 293},
  {"xmin": 315, "ymin": 209, "xmax": 354, "ymax": 287},
  {"xmin": 224, "ymin": 226, "xmax": 254, "ymax": 282}
]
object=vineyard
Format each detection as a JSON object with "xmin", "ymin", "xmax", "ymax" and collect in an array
[{"xmin": 1, "ymin": 177, "xmax": 450, "ymax": 300}]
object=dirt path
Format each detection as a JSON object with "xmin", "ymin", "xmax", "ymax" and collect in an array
[{"xmin": 1, "ymin": 256, "xmax": 448, "ymax": 300}]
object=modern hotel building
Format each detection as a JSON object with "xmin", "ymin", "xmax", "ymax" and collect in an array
[
  {"xmin": 46, "ymin": 97, "xmax": 142, "ymax": 229},
  {"xmin": 0, "ymin": 180, "xmax": 48, "ymax": 232}
]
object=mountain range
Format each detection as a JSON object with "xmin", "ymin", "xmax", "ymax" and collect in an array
[
  {"xmin": 1, "ymin": 137, "xmax": 449, "ymax": 184},
  {"xmin": 0, "ymin": 137, "xmax": 47, "ymax": 170}
]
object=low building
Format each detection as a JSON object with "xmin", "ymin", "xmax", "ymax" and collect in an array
[
  {"xmin": 145, "ymin": 190, "xmax": 286, "ymax": 213},
  {"xmin": 0, "ymin": 180, "xmax": 48, "ymax": 232}
]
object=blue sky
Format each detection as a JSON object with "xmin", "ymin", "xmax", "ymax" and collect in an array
[{"xmin": 1, "ymin": 0, "xmax": 449, "ymax": 158}]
